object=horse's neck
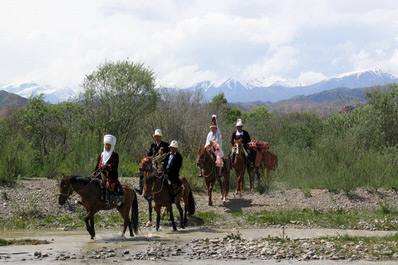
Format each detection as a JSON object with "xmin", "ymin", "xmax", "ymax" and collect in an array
[
  {"xmin": 153, "ymin": 177, "xmax": 168, "ymax": 198},
  {"xmin": 71, "ymin": 181, "xmax": 91, "ymax": 196}
]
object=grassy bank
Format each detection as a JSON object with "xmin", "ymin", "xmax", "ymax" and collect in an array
[{"xmin": 2, "ymin": 207, "xmax": 398, "ymax": 231}]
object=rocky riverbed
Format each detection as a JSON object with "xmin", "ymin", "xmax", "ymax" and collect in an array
[{"xmin": 1, "ymin": 228, "xmax": 398, "ymax": 264}]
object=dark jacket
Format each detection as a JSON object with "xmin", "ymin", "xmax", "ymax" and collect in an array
[
  {"xmin": 230, "ymin": 130, "xmax": 251, "ymax": 146},
  {"xmin": 95, "ymin": 152, "xmax": 119, "ymax": 180},
  {"xmin": 148, "ymin": 141, "xmax": 170, "ymax": 156},
  {"xmin": 164, "ymin": 151, "xmax": 183, "ymax": 185}
]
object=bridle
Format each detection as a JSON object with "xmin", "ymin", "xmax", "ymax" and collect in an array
[
  {"xmin": 147, "ymin": 173, "xmax": 166, "ymax": 196},
  {"xmin": 196, "ymin": 147, "xmax": 216, "ymax": 178}
]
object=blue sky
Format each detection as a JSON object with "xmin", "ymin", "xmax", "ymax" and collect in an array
[{"xmin": 1, "ymin": 0, "xmax": 398, "ymax": 88}]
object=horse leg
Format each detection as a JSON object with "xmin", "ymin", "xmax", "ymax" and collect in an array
[
  {"xmin": 205, "ymin": 180, "xmax": 212, "ymax": 206},
  {"xmin": 168, "ymin": 204, "xmax": 177, "ymax": 231},
  {"xmin": 256, "ymin": 167, "xmax": 261, "ymax": 188},
  {"xmin": 183, "ymin": 196, "xmax": 188, "ymax": 226},
  {"xmin": 217, "ymin": 176, "xmax": 224, "ymax": 201},
  {"xmin": 248, "ymin": 169, "xmax": 254, "ymax": 192},
  {"xmin": 175, "ymin": 198, "xmax": 184, "ymax": 228},
  {"xmin": 84, "ymin": 215, "xmax": 92, "ymax": 239},
  {"xmin": 90, "ymin": 216, "xmax": 95, "ymax": 239},
  {"xmin": 155, "ymin": 204, "xmax": 161, "ymax": 231},
  {"xmin": 147, "ymin": 199, "xmax": 153, "ymax": 227},
  {"xmin": 117, "ymin": 206, "xmax": 130, "ymax": 236},
  {"xmin": 235, "ymin": 173, "xmax": 241, "ymax": 195}
]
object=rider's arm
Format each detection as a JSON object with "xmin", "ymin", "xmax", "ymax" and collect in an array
[
  {"xmin": 105, "ymin": 153, "xmax": 119, "ymax": 176},
  {"xmin": 230, "ymin": 131, "xmax": 235, "ymax": 145}
]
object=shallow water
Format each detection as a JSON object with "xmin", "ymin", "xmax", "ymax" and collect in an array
[{"xmin": 0, "ymin": 227, "xmax": 397, "ymax": 264}]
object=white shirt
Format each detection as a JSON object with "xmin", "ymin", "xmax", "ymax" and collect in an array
[
  {"xmin": 205, "ymin": 131, "xmax": 224, "ymax": 156},
  {"xmin": 167, "ymin": 152, "xmax": 176, "ymax": 169}
]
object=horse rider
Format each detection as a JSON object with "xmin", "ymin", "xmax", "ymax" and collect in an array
[
  {"xmin": 163, "ymin": 140, "xmax": 183, "ymax": 202},
  {"xmin": 203, "ymin": 114, "xmax": 224, "ymax": 178},
  {"xmin": 93, "ymin": 134, "xmax": 121, "ymax": 206},
  {"xmin": 230, "ymin": 119, "xmax": 255, "ymax": 168},
  {"xmin": 136, "ymin": 129, "xmax": 169, "ymax": 195}
]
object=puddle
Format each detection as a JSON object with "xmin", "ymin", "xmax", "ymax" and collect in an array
[{"xmin": 0, "ymin": 227, "xmax": 397, "ymax": 264}]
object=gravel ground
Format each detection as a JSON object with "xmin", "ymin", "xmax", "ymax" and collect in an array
[{"xmin": 1, "ymin": 177, "xmax": 398, "ymax": 219}]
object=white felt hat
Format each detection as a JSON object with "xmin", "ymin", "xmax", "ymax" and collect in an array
[
  {"xmin": 153, "ymin": 129, "xmax": 163, "ymax": 137},
  {"xmin": 169, "ymin": 140, "xmax": 179, "ymax": 149},
  {"xmin": 236, "ymin": 119, "xmax": 243, "ymax": 127}
]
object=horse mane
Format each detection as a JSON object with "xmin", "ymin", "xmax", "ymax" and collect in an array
[
  {"xmin": 69, "ymin": 175, "xmax": 92, "ymax": 185},
  {"xmin": 144, "ymin": 172, "xmax": 155, "ymax": 184}
]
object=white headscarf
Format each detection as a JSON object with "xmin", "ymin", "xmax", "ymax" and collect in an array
[{"xmin": 102, "ymin": 134, "xmax": 117, "ymax": 165}]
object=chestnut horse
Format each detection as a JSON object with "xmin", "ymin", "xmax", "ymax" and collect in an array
[
  {"xmin": 248, "ymin": 148, "xmax": 278, "ymax": 192},
  {"xmin": 231, "ymin": 140, "xmax": 247, "ymax": 195},
  {"xmin": 138, "ymin": 156, "xmax": 155, "ymax": 226},
  {"xmin": 143, "ymin": 173, "xmax": 195, "ymax": 231},
  {"xmin": 196, "ymin": 146, "xmax": 230, "ymax": 206},
  {"xmin": 58, "ymin": 174, "xmax": 138, "ymax": 239}
]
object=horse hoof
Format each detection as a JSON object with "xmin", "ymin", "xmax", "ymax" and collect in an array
[{"xmin": 145, "ymin": 221, "xmax": 152, "ymax": 227}]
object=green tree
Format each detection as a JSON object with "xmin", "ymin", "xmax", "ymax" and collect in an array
[
  {"xmin": 212, "ymin": 92, "xmax": 228, "ymax": 105},
  {"xmin": 80, "ymin": 60, "xmax": 159, "ymax": 152},
  {"xmin": 365, "ymin": 84, "xmax": 398, "ymax": 147}
]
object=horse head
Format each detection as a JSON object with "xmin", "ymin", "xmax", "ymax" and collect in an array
[
  {"xmin": 233, "ymin": 139, "xmax": 243, "ymax": 155},
  {"xmin": 143, "ymin": 172, "xmax": 159, "ymax": 200},
  {"xmin": 139, "ymin": 156, "xmax": 153, "ymax": 174},
  {"xmin": 58, "ymin": 174, "xmax": 73, "ymax": 205},
  {"xmin": 196, "ymin": 146, "xmax": 211, "ymax": 168}
]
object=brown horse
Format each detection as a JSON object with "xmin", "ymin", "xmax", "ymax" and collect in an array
[
  {"xmin": 58, "ymin": 174, "xmax": 138, "ymax": 239},
  {"xmin": 138, "ymin": 156, "xmax": 155, "ymax": 226},
  {"xmin": 248, "ymin": 148, "xmax": 278, "ymax": 192},
  {"xmin": 196, "ymin": 146, "xmax": 230, "ymax": 206},
  {"xmin": 231, "ymin": 140, "xmax": 247, "ymax": 195},
  {"xmin": 143, "ymin": 173, "xmax": 195, "ymax": 231}
]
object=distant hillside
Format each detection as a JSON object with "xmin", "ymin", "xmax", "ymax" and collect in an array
[
  {"xmin": 0, "ymin": 90, "xmax": 28, "ymax": 116},
  {"xmin": 289, "ymin": 87, "xmax": 367, "ymax": 103}
]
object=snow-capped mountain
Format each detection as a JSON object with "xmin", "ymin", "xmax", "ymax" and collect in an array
[
  {"xmin": 188, "ymin": 68, "xmax": 398, "ymax": 102},
  {"xmin": 301, "ymin": 68, "xmax": 397, "ymax": 95},
  {"xmin": 0, "ymin": 83, "xmax": 81, "ymax": 103}
]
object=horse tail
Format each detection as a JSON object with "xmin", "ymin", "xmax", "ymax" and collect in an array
[
  {"xmin": 131, "ymin": 190, "xmax": 139, "ymax": 234},
  {"xmin": 187, "ymin": 189, "xmax": 196, "ymax": 215}
]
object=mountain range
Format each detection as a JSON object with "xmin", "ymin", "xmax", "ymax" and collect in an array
[
  {"xmin": 0, "ymin": 83, "xmax": 80, "ymax": 103},
  {"xmin": 188, "ymin": 68, "xmax": 397, "ymax": 102},
  {"xmin": 0, "ymin": 68, "xmax": 397, "ymax": 104}
]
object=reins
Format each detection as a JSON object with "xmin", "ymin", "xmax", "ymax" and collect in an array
[{"xmin": 150, "ymin": 173, "xmax": 166, "ymax": 195}]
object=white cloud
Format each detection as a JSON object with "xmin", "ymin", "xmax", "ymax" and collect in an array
[
  {"xmin": 158, "ymin": 64, "xmax": 219, "ymax": 88},
  {"xmin": 389, "ymin": 50, "xmax": 398, "ymax": 65},
  {"xmin": 1, "ymin": 0, "xmax": 398, "ymax": 88},
  {"xmin": 242, "ymin": 46, "xmax": 299, "ymax": 79}
]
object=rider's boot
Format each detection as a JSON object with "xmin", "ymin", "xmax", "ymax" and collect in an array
[
  {"xmin": 103, "ymin": 188, "xmax": 110, "ymax": 207},
  {"xmin": 135, "ymin": 174, "xmax": 144, "ymax": 195}
]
